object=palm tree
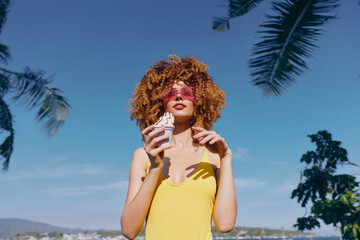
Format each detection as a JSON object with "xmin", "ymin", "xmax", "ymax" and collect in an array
[
  {"xmin": 0, "ymin": 0, "xmax": 70, "ymax": 170},
  {"xmin": 213, "ymin": 0, "xmax": 340, "ymax": 95}
]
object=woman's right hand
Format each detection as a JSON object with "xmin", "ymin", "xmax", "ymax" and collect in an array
[{"xmin": 141, "ymin": 125, "xmax": 173, "ymax": 169}]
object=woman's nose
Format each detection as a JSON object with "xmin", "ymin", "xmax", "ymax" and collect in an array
[{"xmin": 175, "ymin": 93, "xmax": 183, "ymax": 101}]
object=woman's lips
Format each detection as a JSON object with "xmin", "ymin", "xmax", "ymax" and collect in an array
[{"xmin": 173, "ymin": 103, "xmax": 186, "ymax": 110}]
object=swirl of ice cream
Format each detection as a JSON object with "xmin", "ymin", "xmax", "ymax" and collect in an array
[{"xmin": 154, "ymin": 112, "xmax": 175, "ymax": 128}]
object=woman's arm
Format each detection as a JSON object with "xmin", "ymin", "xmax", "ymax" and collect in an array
[
  {"xmin": 120, "ymin": 148, "xmax": 161, "ymax": 239},
  {"xmin": 120, "ymin": 126, "xmax": 172, "ymax": 239},
  {"xmin": 192, "ymin": 127, "xmax": 237, "ymax": 232},
  {"xmin": 213, "ymin": 152, "xmax": 237, "ymax": 232}
]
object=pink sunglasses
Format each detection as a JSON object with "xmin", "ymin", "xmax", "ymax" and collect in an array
[{"xmin": 163, "ymin": 87, "xmax": 195, "ymax": 106}]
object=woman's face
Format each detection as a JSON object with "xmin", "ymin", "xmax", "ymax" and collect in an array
[{"xmin": 164, "ymin": 81, "xmax": 195, "ymax": 124}]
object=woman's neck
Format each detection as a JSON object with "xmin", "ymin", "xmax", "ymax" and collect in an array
[{"xmin": 172, "ymin": 122, "xmax": 194, "ymax": 149}]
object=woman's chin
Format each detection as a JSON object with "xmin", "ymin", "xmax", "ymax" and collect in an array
[
  {"xmin": 173, "ymin": 115, "xmax": 193, "ymax": 124},
  {"xmin": 166, "ymin": 109, "xmax": 192, "ymax": 117}
]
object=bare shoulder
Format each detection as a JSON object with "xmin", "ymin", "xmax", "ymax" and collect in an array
[
  {"xmin": 207, "ymin": 150, "xmax": 221, "ymax": 169},
  {"xmin": 132, "ymin": 147, "xmax": 150, "ymax": 171},
  {"xmin": 133, "ymin": 147, "xmax": 147, "ymax": 157}
]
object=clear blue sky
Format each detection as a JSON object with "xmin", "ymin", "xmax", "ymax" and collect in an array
[{"xmin": 1, "ymin": 0, "xmax": 359, "ymax": 236}]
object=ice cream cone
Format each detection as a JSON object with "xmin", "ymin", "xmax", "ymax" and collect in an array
[
  {"xmin": 154, "ymin": 112, "xmax": 175, "ymax": 147},
  {"xmin": 154, "ymin": 126, "xmax": 174, "ymax": 147}
]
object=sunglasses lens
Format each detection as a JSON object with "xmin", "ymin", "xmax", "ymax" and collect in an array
[
  {"xmin": 181, "ymin": 87, "xmax": 194, "ymax": 100},
  {"xmin": 163, "ymin": 89, "xmax": 176, "ymax": 103},
  {"xmin": 181, "ymin": 87, "xmax": 193, "ymax": 96},
  {"xmin": 167, "ymin": 89, "xmax": 178, "ymax": 100}
]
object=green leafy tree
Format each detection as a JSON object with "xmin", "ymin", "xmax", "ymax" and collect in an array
[
  {"xmin": 0, "ymin": 0, "xmax": 70, "ymax": 170},
  {"xmin": 213, "ymin": 0, "xmax": 342, "ymax": 95},
  {"xmin": 291, "ymin": 130, "xmax": 360, "ymax": 240}
]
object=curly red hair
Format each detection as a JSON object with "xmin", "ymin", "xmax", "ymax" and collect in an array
[{"xmin": 127, "ymin": 55, "xmax": 226, "ymax": 130}]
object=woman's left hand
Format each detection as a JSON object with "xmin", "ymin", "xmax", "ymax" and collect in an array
[{"xmin": 192, "ymin": 127, "xmax": 232, "ymax": 159}]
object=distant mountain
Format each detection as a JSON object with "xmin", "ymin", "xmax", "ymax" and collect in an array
[{"xmin": 0, "ymin": 218, "xmax": 84, "ymax": 238}]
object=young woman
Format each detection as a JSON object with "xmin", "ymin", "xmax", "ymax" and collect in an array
[{"xmin": 121, "ymin": 55, "xmax": 237, "ymax": 240}]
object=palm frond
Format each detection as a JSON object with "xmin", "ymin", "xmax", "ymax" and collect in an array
[
  {"xmin": 0, "ymin": 43, "xmax": 10, "ymax": 64},
  {"xmin": 0, "ymin": 96, "xmax": 14, "ymax": 170},
  {"xmin": 249, "ymin": 0, "xmax": 340, "ymax": 96},
  {"xmin": 228, "ymin": 0, "xmax": 265, "ymax": 17},
  {"xmin": 0, "ymin": 0, "xmax": 10, "ymax": 34},
  {"xmin": 0, "ymin": 67, "xmax": 71, "ymax": 136},
  {"xmin": 36, "ymin": 88, "xmax": 70, "ymax": 136},
  {"xmin": 0, "ymin": 71, "xmax": 10, "ymax": 97},
  {"xmin": 9, "ymin": 67, "xmax": 52, "ymax": 108},
  {"xmin": 212, "ymin": 17, "xmax": 230, "ymax": 32},
  {"xmin": 213, "ymin": 0, "xmax": 265, "ymax": 32}
]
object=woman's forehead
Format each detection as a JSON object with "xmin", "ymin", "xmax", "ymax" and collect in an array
[{"xmin": 172, "ymin": 80, "xmax": 188, "ymax": 88}]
